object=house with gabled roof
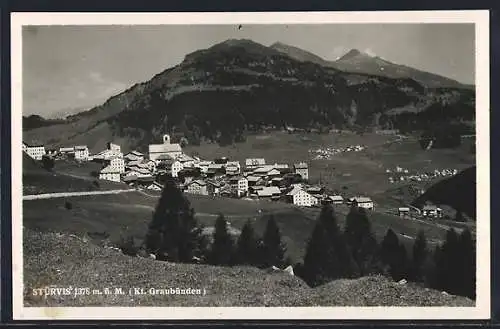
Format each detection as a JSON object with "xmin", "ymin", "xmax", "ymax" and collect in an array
[
  {"xmin": 293, "ymin": 162, "xmax": 309, "ymax": 181},
  {"xmin": 23, "ymin": 142, "xmax": 46, "ymax": 160},
  {"xmin": 245, "ymin": 158, "xmax": 266, "ymax": 169},
  {"xmin": 256, "ymin": 186, "xmax": 281, "ymax": 201},
  {"xmin": 348, "ymin": 196, "xmax": 374, "ymax": 210},
  {"xmin": 184, "ymin": 179, "xmax": 208, "ymax": 195},
  {"xmin": 287, "ymin": 187, "xmax": 320, "ymax": 207},
  {"xmin": 99, "ymin": 165, "xmax": 121, "ymax": 182}
]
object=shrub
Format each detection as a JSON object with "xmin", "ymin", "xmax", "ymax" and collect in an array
[
  {"xmin": 119, "ymin": 235, "xmax": 140, "ymax": 257},
  {"xmin": 64, "ymin": 201, "xmax": 73, "ymax": 210}
]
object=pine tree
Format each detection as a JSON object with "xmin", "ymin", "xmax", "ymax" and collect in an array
[
  {"xmin": 380, "ymin": 229, "xmax": 407, "ymax": 281},
  {"xmin": 261, "ymin": 215, "xmax": 286, "ymax": 268},
  {"xmin": 208, "ymin": 213, "xmax": 234, "ymax": 266},
  {"xmin": 393, "ymin": 243, "xmax": 409, "ymax": 281},
  {"xmin": 234, "ymin": 219, "xmax": 259, "ymax": 266},
  {"xmin": 344, "ymin": 206, "xmax": 380, "ymax": 276},
  {"xmin": 381, "ymin": 229, "xmax": 400, "ymax": 267},
  {"xmin": 430, "ymin": 228, "xmax": 460, "ymax": 294},
  {"xmin": 302, "ymin": 204, "xmax": 355, "ymax": 286},
  {"xmin": 145, "ymin": 175, "xmax": 207, "ymax": 262},
  {"xmin": 458, "ymin": 228, "xmax": 476, "ymax": 299},
  {"xmin": 410, "ymin": 230, "xmax": 429, "ymax": 282}
]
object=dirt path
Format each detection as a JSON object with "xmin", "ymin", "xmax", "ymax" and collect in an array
[{"xmin": 23, "ymin": 189, "xmax": 137, "ymax": 201}]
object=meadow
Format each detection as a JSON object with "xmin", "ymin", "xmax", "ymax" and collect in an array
[{"xmin": 23, "ymin": 191, "xmax": 454, "ymax": 264}]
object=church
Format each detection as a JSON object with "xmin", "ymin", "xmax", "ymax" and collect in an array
[{"xmin": 148, "ymin": 134, "xmax": 182, "ymax": 162}]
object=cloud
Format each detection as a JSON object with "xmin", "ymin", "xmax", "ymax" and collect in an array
[
  {"xmin": 330, "ymin": 46, "xmax": 349, "ymax": 60},
  {"xmin": 364, "ymin": 48, "xmax": 377, "ymax": 57},
  {"xmin": 77, "ymin": 91, "xmax": 87, "ymax": 99},
  {"xmin": 89, "ymin": 71, "xmax": 104, "ymax": 83}
]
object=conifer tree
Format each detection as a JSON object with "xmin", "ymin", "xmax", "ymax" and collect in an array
[
  {"xmin": 458, "ymin": 228, "xmax": 476, "ymax": 299},
  {"xmin": 430, "ymin": 228, "xmax": 460, "ymax": 294},
  {"xmin": 261, "ymin": 215, "xmax": 286, "ymax": 268},
  {"xmin": 344, "ymin": 206, "xmax": 380, "ymax": 276},
  {"xmin": 380, "ymin": 229, "xmax": 407, "ymax": 281},
  {"xmin": 208, "ymin": 213, "xmax": 234, "ymax": 266},
  {"xmin": 234, "ymin": 219, "xmax": 260, "ymax": 266},
  {"xmin": 410, "ymin": 229, "xmax": 429, "ymax": 282},
  {"xmin": 145, "ymin": 175, "xmax": 207, "ymax": 262},
  {"xmin": 302, "ymin": 204, "xmax": 355, "ymax": 286}
]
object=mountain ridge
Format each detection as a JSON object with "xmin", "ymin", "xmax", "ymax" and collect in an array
[
  {"xmin": 270, "ymin": 41, "xmax": 472, "ymax": 90},
  {"xmin": 23, "ymin": 38, "xmax": 475, "ymax": 153}
]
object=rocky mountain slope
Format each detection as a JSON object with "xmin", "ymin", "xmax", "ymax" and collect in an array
[
  {"xmin": 271, "ymin": 42, "xmax": 473, "ymax": 89},
  {"xmin": 23, "ymin": 39, "xmax": 475, "ymax": 153}
]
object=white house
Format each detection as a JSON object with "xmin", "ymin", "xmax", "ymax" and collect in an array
[
  {"xmin": 99, "ymin": 165, "xmax": 121, "ymax": 182},
  {"xmin": 287, "ymin": 187, "xmax": 319, "ymax": 207},
  {"xmin": 108, "ymin": 157, "xmax": 125, "ymax": 173},
  {"xmin": 149, "ymin": 134, "xmax": 182, "ymax": 161},
  {"xmin": 349, "ymin": 196, "xmax": 374, "ymax": 210},
  {"xmin": 59, "ymin": 147, "xmax": 74, "ymax": 154},
  {"xmin": 245, "ymin": 158, "xmax": 266, "ymax": 169},
  {"xmin": 74, "ymin": 145, "xmax": 89, "ymax": 161},
  {"xmin": 225, "ymin": 161, "xmax": 241, "ymax": 175},
  {"xmin": 23, "ymin": 142, "xmax": 46, "ymax": 160},
  {"xmin": 398, "ymin": 207, "xmax": 411, "ymax": 218},
  {"xmin": 293, "ymin": 162, "xmax": 309, "ymax": 181},
  {"xmin": 229, "ymin": 176, "xmax": 248, "ymax": 197},
  {"xmin": 196, "ymin": 160, "xmax": 213, "ymax": 173},
  {"xmin": 185, "ymin": 179, "xmax": 208, "ymax": 195},
  {"xmin": 422, "ymin": 205, "xmax": 442, "ymax": 218},
  {"xmin": 329, "ymin": 195, "xmax": 344, "ymax": 205},
  {"xmin": 171, "ymin": 160, "xmax": 184, "ymax": 178}
]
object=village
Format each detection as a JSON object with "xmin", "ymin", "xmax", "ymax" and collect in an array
[{"xmin": 23, "ymin": 133, "xmax": 447, "ymax": 219}]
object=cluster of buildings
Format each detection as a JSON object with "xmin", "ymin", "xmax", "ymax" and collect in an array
[
  {"xmin": 23, "ymin": 134, "xmax": 378, "ymax": 210},
  {"xmin": 387, "ymin": 166, "xmax": 459, "ymax": 184},
  {"xmin": 23, "ymin": 142, "xmax": 90, "ymax": 161},
  {"xmin": 309, "ymin": 145, "xmax": 366, "ymax": 160}
]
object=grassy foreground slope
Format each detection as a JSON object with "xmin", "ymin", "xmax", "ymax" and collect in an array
[{"xmin": 24, "ymin": 229, "xmax": 474, "ymax": 307}]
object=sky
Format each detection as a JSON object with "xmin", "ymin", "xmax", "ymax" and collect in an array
[{"xmin": 22, "ymin": 24, "xmax": 475, "ymax": 118}]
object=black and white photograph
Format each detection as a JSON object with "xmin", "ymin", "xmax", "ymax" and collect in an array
[{"xmin": 12, "ymin": 11, "xmax": 490, "ymax": 320}]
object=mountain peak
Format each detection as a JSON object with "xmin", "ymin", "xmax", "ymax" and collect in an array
[{"xmin": 338, "ymin": 49, "xmax": 373, "ymax": 61}]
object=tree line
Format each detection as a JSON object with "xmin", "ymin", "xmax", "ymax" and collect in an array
[{"xmin": 122, "ymin": 176, "xmax": 475, "ymax": 300}]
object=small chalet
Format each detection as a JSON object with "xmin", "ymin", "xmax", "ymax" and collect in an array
[
  {"xmin": 422, "ymin": 205, "xmax": 442, "ymax": 218},
  {"xmin": 349, "ymin": 196, "xmax": 374, "ymax": 210},
  {"xmin": 185, "ymin": 179, "xmax": 208, "ymax": 195},
  {"xmin": 398, "ymin": 207, "xmax": 411, "ymax": 218},
  {"xmin": 256, "ymin": 186, "xmax": 281, "ymax": 201},
  {"xmin": 293, "ymin": 162, "xmax": 309, "ymax": 181},
  {"xmin": 98, "ymin": 165, "xmax": 121, "ymax": 182}
]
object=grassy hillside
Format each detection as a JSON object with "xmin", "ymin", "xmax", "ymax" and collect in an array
[
  {"xmin": 23, "ymin": 153, "xmax": 130, "ymax": 194},
  {"xmin": 23, "ymin": 190, "xmax": 455, "ymax": 265},
  {"xmin": 413, "ymin": 166, "xmax": 476, "ymax": 219},
  {"xmin": 24, "ymin": 229, "xmax": 474, "ymax": 307}
]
